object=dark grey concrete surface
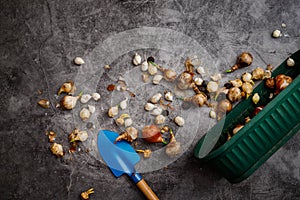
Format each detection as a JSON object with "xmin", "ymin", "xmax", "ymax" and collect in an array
[{"xmin": 1, "ymin": 0, "xmax": 300, "ymax": 199}]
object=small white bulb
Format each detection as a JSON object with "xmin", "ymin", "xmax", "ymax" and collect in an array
[
  {"xmin": 207, "ymin": 81, "xmax": 219, "ymax": 93},
  {"xmin": 120, "ymin": 98, "xmax": 128, "ymax": 110},
  {"xmin": 164, "ymin": 92, "xmax": 174, "ymax": 102},
  {"xmin": 148, "ymin": 62, "xmax": 158, "ymax": 75},
  {"xmin": 126, "ymin": 127, "xmax": 138, "ymax": 140},
  {"xmin": 61, "ymin": 96, "xmax": 79, "ymax": 110},
  {"xmin": 115, "ymin": 117, "xmax": 125, "ymax": 126},
  {"xmin": 252, "ymin": 93, "xmax": 260, "ymax": 104},
  {"xmin": 196, "ymin": 66, "xmax": 205, "ymax": 74},
  {"xmin": 74, "ymin": 57, "xmax": 85, "ymax": 65},
  {"xmin": 151, "ymin": 107, "xmax": 163, "ymax": 116},
  {"xmin": 153, "ymin": 74, "xmax": 163, "ymax": 85},
  {"xmin": 50, "ymin": 143, "xmax": 64, "ymax": 157},
  {"xmin": 144, "ymin": 103, "xmax": 156, "ymax": 111},
  {"xmin": 286, "ymin": 58, "xmax": 295, "ymax": 67},
  {"xmin": 174, "ymin": 116, "xmax": 185, "ymax": 126},
  {"xmin": 209, "ymin": 110, "xmax": 216, "ymax": 119},
  {"xmin": 108, "ymin": 106, "xmax": 118, "ymax": 118},
  {"xmin": 272, "ymin": 30, "xmax": 281, "ymax": 38},
  {"xmin": 194, "ymin": 77, "xmax": 203, "ymax": 86},
  {"xmin": 92, "ymin": 93, "xmax": 101, "ymax": 101},
  {"xmin": 150, "ymin": 93, "xmax": 162, "ymax": 104},
  {"xmin": 210, "ymin": 73, "xmax": 222, "ymax": 82},
  {"xmin": 124, "ymin": 118, "xmax": 133, "ymax": 127},
  {"xmin": 80, "ymin": 94, "xmax": 92, "ymax": 104},
  {"xmin": 155, "ymin": 115, "xmax": 166, "ymax": 125},
  {"xmin": 141, "ymin": 61, "xmax": 149, "ymax": 71},
  {"xmin": 80, "ymin": 108, "xmax": 90, "ymax": 121},
  {"xmin": 133, "ymin": 53, "xmax": 142, "ymax": 66},
  {"xmin": 88, "ymin": 105, "xmax": 96, "ymax": 114},
  {"xmin": 142, "ymin": 73, "xmax": 150, "ymax": 83}
]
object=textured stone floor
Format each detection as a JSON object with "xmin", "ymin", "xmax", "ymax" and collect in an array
[{"xmin": 0, "ymin": 0, "xmax": 300, "ymax": 199}]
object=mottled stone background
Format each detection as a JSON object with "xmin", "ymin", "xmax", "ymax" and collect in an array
[{"xmin": 0, "ymin": 0, "xmax": 299, "ymax": 199}]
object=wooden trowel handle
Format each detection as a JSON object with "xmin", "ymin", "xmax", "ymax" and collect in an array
[{"xmin": 136, "ymin": 179, "xmax": 159, "ymax": 200}]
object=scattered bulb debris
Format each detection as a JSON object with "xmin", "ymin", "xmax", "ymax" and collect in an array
[
  {"xmin": 86, "ymin": 122, "xmax": 95, "ymax": 130},
  {"xmin": 209, "ymin": 110, "xmax": 216, "ymax": 119},
  {"xmin": 46, "ymin": 131, "xmax": 56, "ymax": 142},
  {"xmin": 37, "ymin": 48, "xmax": 298, "ymax": 199},
  {"xmin": 165, "ymin": 129, "xmax": 181, "ymax": 157},
  {"xmin": 115, "ymin": 127, "xmax": 138, "ymax": 143},
  {"xmin": 136, "ymin": 149, "xmax": 152, "ymax": 158},
  {"xmin": 80, "ymin": 188, "xmax": 94, "ymax": 200}
]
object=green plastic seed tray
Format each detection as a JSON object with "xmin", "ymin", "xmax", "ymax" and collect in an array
[{"xmin": 194, "ymin": 49, "xmax": 300, "ymax": 183}]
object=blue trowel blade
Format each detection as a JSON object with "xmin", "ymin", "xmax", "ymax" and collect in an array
[{"xmin": 97, "ymin": 130, "xmax": 140, "ymax": 177}]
